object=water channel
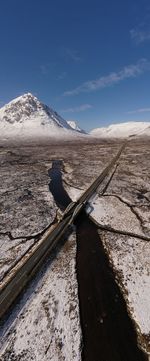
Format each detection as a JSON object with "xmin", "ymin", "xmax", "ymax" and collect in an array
[{"xmin": 48, "ymin": 160, "xmax": 147, "ymax": 361}]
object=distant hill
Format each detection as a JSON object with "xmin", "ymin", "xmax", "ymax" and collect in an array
[{"xmin": 90, "ymin": 122, "xmax": 150, "ymax": 138}]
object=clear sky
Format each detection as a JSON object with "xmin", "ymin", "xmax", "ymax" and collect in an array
[{"xmin": 0, "ymin": 0, "xmax": 150, "ymax": 131}]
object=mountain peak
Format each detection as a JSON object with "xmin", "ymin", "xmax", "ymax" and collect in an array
[
  {"xmin": 9, "ymin": 92, "xmax": 38, "ymax": 105},
  {"xmin": 0, "ymin": 93, "xmax": 45, "ymax": 124},
  {"xmin": 0, "ymin": 93, "xmax": 86, "ymax": 140}
]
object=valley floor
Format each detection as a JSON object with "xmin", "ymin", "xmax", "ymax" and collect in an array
[{"xmin": 0, "ymin": 138, "xmax": 150, "ymax": 360}]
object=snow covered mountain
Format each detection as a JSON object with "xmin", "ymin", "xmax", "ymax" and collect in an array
[
  {"xmin": 0, "ymin": 93, "xmax": 82, "ymax": 140},
  {"xmin": 90, "ymin": 122, "xmax": 150, "ymax": 138},
  {"xmin": 67, "ymin": 120, "xmax": 86, "ymax": 134}
]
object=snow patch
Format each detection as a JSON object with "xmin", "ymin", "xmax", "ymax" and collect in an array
[{"xmin": 87, "ymin": 194, "xmax": 146, "ymax": 237}]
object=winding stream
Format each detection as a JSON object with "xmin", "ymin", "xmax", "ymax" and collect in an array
[{"xmin": 48, "ymin": 160, "xmax": 71, "ymax": 211}]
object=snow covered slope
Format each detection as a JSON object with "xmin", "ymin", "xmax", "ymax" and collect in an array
[
  {"xmin": 67, "ymin": 120, "xmax": 86, "ymax": 134},
  {"xmin": 0, "ymin": 93, "xmax": 82, "ymax": 140},
  {"xmin": 90, "ymin": 122, "xmax": 150, "ymax": 138}
]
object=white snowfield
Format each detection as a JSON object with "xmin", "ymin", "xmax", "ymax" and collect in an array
[
  {"xmin": 90, "ymin": 121, "xmax": 150, "ymax": 138},
  {"xmin": 0, "ymin": 93, "xmax": 85, "ymax": 140}
]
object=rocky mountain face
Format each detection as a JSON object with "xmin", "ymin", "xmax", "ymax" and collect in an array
[
  {"xmin": 0, "ymin": 93, "xmax": 71, "ymax": 128},
  {"xmin": 0, "ymin": 93, "xmax": 84, "ymax": 140}
]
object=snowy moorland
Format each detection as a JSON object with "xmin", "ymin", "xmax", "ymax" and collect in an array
[
  {"xmin": 0, "ymin": 233, "xmax": 81, "ymax": 361},
  {"xmin": 62, "ymin": 139, "xmax": 150, "ymax": 355},
  {"xmin": 0, "ymin": 138, "xmax": 150, "ymax": 359},
  {"xmin": 90, "ymin": 121, "xmax": 150, "ymax": 138}
]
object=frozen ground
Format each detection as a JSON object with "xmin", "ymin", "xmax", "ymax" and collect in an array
[
  {"xmin": 0, "ymin": 139, "xmax": 113, "ymax": 283},
  {"xmin": 0, "ymin": 234, "xmax": 35, "ymax": 281},
  {"xmin": 62, "ymin": 139, "xmax": 150, "ymax": 354},
  {"xmin": 0, "ymin": 150, "xmax": 57, "ymax": 281},
  {"xmin": 99, "ymin": 231, "xmax": 150, "ymax": 354},
  {"xmin": 84, "ymin": 140, "xmax": 150, "ymax": 354},
  {"xmin": 1, "ymin": 139, "xmax": 111, "ymax": 360},
  {"xmin": 0, "ymin": 138, "xmax": 150, "ymax": 358},
  {"xmin": 87, "ymin": 193, "xmax": 150, "ymax": 352},
  {"xmin": 0, "ymin": 233, "xmax": 81, "ymax": 361},
  {"xmin": 64, "ymin": 185, "xmax": 150, "ymax": 354}
]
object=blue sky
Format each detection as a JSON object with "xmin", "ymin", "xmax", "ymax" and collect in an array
[{"xmin": 1, "ymin": 0, "xmax": 150, "ymax": 131}]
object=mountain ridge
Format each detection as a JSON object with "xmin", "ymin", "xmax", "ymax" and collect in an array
[{"xmin": 67, "ymin": 120, "xmax": 86, "ymax": 134}]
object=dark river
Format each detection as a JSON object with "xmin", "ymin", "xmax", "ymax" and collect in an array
[{"xmin": 48, "ymin": 160, "xmax": 147, "ymax": 361}]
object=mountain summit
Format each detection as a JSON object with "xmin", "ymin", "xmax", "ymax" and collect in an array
[{"xmin": 0, "ymin": 93, "xmax": 84, "ymax": 140}]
